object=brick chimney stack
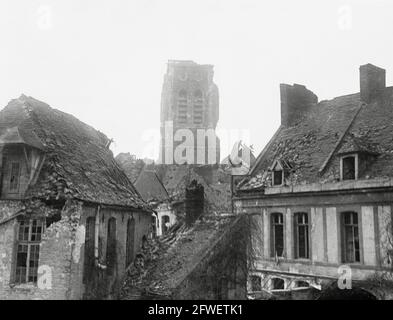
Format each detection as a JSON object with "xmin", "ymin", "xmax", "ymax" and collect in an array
[
  {"xmin": 360, "ymin": 63, "xmax": 386, "ymax": 103},
  {"xmin": 185, "ymin": 180, "xmax": 204, "ymax": 226},
  {"xmin": 280, "ymin": 83, "xmax": 318, "ymax": 127}
]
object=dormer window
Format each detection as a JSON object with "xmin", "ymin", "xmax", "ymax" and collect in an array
[
  {"xmin": 0, "ymin": 127, "xmax": 45, "ymax": 199},
  {"xmin": 340, "ymin": 154, "xmax": 358, "ymax": 180},
  {"xmin": 273, "ymin": 170, "xmax": 283, "ymax": 186},
  {"xmin": 271, "ymin": 159, "xmax": 291, "ymax": 186}
]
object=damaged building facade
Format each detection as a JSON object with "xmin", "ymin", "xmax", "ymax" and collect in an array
[
  {"xmin": 234, "ymin": 64, "xmax": 393, "ymax": 299},
  {"xmin": 0, "ymin": 95, "xmax": 152, "ymax": 300}
]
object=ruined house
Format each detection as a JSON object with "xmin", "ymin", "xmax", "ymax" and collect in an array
[
  {"xmin": 117, "ymin": 60, "xmax": 245, "ymax": 300},
  {"xmin": 0, "ymin": 95, "xmax": 152, "ymax": 300},
  {"xmin": 234, "ymin": 64, "xmax": 393, "ymax": 299},
  {"xmin": 121, "ymin": 180, "xmax": 248, "ymax": 300}
]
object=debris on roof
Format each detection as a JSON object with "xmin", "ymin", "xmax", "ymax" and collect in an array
[
  {"xmin": 120, "ymin": 215, "xmax": 240, "ymax": 299},
  {"xmin": 0, "ymin": 95, "xmax": 150, "ymax": 210},
  {"xmin": 240, "ymin": 87, "xmax": 393, "ymax": 191}
]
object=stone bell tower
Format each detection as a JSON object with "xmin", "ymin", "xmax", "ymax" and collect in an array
[{"xmin": 159, "ymin": 60, "xmax": 220, "ymax": 165}]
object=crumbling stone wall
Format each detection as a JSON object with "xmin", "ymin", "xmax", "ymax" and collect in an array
[
  {"xmin": 0, "ymin": 198, "xmax": 152, "ymax": 300},
  {"xmin": 0, "ymin": 200, "xmax": 82, "ymax": 300}
]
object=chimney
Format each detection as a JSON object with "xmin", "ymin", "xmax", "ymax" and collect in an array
[
  {"xmin": 185, "ymin": 180, "xmax": 204, "ymax": 226},
  {"xmin": 360, "ymin": 64, "xmax": 386, "ymax": 103},
  {"xmin": 280, "ymin": 83, "xmax": 318, "ymax": 127}
]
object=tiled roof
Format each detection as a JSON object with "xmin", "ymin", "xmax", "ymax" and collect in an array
[
  {"xmin": 337, "ymin": 133, "xmax": 379, "ymax": 155},
  {"xmin": 134, "ymin": 170, "xmax": 169, "ymax": 203},
  {"xmin": 0, "ymin": 95, "xmax": 150, "ymax": 209},
  {"xmin": 241, "ymin": 87, "xmax": 393, "ymax": 191}
]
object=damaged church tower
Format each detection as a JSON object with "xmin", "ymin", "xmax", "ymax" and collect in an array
[{"xmin": 159, "ymin": 60, "xmax": 220, "ymax": 165}]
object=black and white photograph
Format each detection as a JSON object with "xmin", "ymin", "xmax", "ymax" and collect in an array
[{"xmin": 0, "ymin": 0, "xmax": 393, "ymax": 307}]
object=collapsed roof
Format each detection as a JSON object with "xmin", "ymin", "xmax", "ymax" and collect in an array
[
  {"xmin": 0, "ymin": 95, "xmax": 149, "ymax": 209},
  {"xmin": 121, "ymin": 215, "xmax": 240, "ymax": 299}
]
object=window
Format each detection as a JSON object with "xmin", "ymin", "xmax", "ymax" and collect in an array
[
  {"xmin": 341, "ymin": 155, "xmax": 357, "ymax": 180},
  {"xmin": 273, "ymin": 170, "xmax": 283, "ymax": 186},
  {"xmin": 83, "ymin": 217, "xmax": 96, "ymax": 283},
  {"xmin": 162, "ymin": 215, "xmax": 170, "ymax": 234},
  {"xmin": 106, "ymin": 218, "xmax": 117, "ymax": 275},
  {"xmin": 250, "ymin": 275, "xmax": 262, "ymax": 291},
  {"xmin": 271, "ymin": 213, "xmax": 284, "ymax": 257},
  {"xmin": 9, "ymin": 162, "xmax": 21, "ymax": 192},
  {"xmin": 178, "ymin": 90, "xmax": 188, "ymax": 123},
  {"xmin": 126, "ymin": 218, "xmax": 135, "ymax": 267},
  {"xmin": 271, "ymin": 278, "xmax": 285, "ymax": 290},
  {"xmin": 271, "ymin": 160, "xmax": 290, "ymax": 186},
  {"xmin": 193, "ymin": 90, "xmax": 203, "ymax": 124},
  {"xmin": 150, "ymin": 215, "xmax": 157, "ymax": 239},
  {"xmin": 342, "ymin": 212, "xmax": 360, "ymax": 263},
  {"xmin": 294, "ymin": 213, "xmax": 309, "ymax": 259},
  {"xmin": 295, "ymin": 281, "xmax": 309, "ymax": 288},
  {"xmin": 15, "ymin": 219, "xmax": 44, "ymax": 284}
]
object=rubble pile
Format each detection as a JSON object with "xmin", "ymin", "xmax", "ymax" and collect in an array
[{"xmin": 120, "ymin": 216, "xmax": 236, "ymax": 300}]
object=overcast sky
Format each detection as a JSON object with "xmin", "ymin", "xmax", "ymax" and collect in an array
[{"xmin": 1, "ymin": 0, "xmax": 392, "ymax": 161}]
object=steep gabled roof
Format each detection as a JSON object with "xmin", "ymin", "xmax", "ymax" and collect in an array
[
  {"xmin": 337, "ymin": 133, "xmax": 379, "ymax": 156},
  {"xmin": 241, "ymin": 87, "xmax": 393, "ymax": 191},
  {"xmin": 0, "ymin": 95, "xmax": 149, "ymax": 209},
  {"xmin": 134, "ymin": 169, "xmax": 169, "ymax": 203}
]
